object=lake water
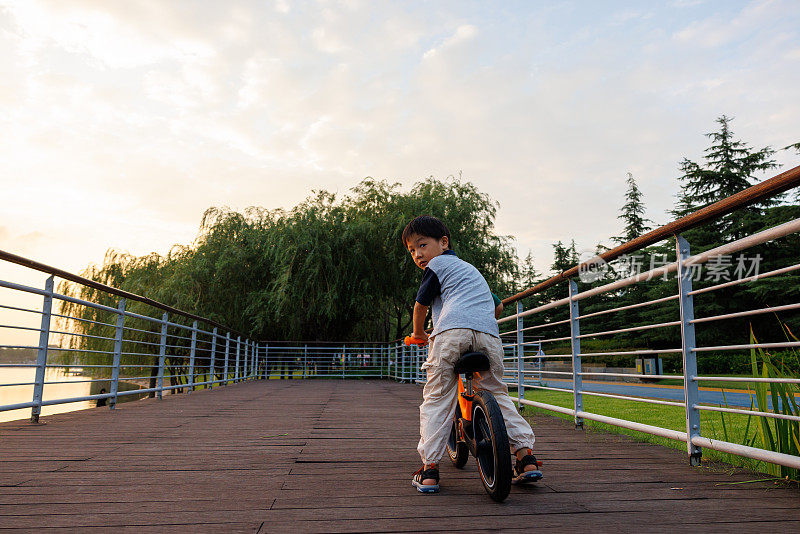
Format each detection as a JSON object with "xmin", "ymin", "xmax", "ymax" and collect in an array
[{"xmin": 0, "ymin": 367, "xmax": 144, "ymax": 423}]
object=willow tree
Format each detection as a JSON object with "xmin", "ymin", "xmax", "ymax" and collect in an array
[{"xmin": 58, "ymin": 175, "xmax": 519, "ymax": 351}]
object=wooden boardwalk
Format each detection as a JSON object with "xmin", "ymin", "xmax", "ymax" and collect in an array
[{"xmin": 0, "ymin": 380, "xmax": 797, "ymax": 532}]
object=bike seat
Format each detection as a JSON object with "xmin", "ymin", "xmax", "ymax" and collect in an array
[{"xmin": 453, "ymin": 352, "xmax": 491, "ymax": 375}]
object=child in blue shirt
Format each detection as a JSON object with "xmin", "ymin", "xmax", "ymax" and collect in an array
[{"xmin": 403, "ymin": 215, "xmax": 542, "ymax": 493}]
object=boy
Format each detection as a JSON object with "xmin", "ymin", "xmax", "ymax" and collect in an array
[{"xmin": 402, "ymin": 215, "xmax": 542, "ymax": 493}]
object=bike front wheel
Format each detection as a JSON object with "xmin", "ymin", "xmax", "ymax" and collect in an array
[
  {"xmin": 472, "ymin": 391, "xmax": 512, "ymax": 502},
  {"xmin": 446, "ymin": 402, "xmax": 469, "ymax": 468}
]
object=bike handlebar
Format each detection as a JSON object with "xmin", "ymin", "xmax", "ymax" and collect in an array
[{"xmin": 404, "ymin": 335, "xmax": 428, "ymax": 347}]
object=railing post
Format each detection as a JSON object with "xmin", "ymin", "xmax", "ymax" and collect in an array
[
  {"xmin": 224, "ymin": 332, "xmax": 230, "ymax": 385},
  {"xmin": 413, "ymin": 345, "xmax": 417, "ymax": 382},
  {"xmin": 568, "ymin": 280, "xmax": 583, "ymax": 428},
  {"xmin": 254, "ymin": 342, "xmax": 259, "ymax": 379},
  {"xmin": 249, "ymin": 340, "xmax": 253, "ymax": 378},
  {"xmin": 418, "ymin": 345, "xmax": 424, "ymax": 383},
  {"xmin": 30, "ymin": 275, "xmax": 54, "ymax": 423},
  {"xmin": 303, "ymin": 344, "xmax": 308, "ymax": 379},
  {"xmin": 157, "ymin": 312, "xmax": 168, "ymax": 399},
  {"xmin": 400, "ymin": 345, "xmax": 404, "ymax": 382},
  {"xmin": 264, "ymin": 343, "xmax": 269, "ymax": 379},
  {"xmin": 401, "ymin": 344, "xmax": 406, "ymax": 382},
  {"xmin": 405, "ymin": 345, "xmax": 409, "ymax": 382},
  {"xmin": 187, "ymin": 320, "xmax": 197, "ymax": 392},
  {"xmin": 408, "ymin": 345, "xmax": 411, "ymax": 382},
  {"xmin": 241, "ymin": 340, "xmax": 247, "ymax": 381},
  {"xmin": 420, "ymin": 345, "xmax": 425, "ymax": 383},
  {"xmin": 411, "ymin": 345, "xmax": 422, "ymax": 383},
  {"xmin": 516, "ymin": 301, "xmax": 525, "ymax": 410},
  {"xmin": 235, "ymin": 336, "xmax": 241, "ymax": 382},
  {"xmin": 413, "ymin": 345, "xmax": 418, "ymax": 383},
  {"xmin": 109, "ymin": 298, "xmax": 126, "ymax": 410},
  {"xmin": 209, "ymin": 327, "xmax": 217, "ymax": 389},
  {"xmin": 342, "ymin": 344, "xmax": 346, "ymax": 379},
  {"xmin": 242, "ymin": 339, "xmax": 250, "ymax": 380},
  {"xmin": 676, "ymin": 234, "xmax": 703, "ymax": 466}
]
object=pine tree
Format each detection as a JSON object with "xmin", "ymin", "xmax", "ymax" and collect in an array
[
  {"xmin": 518, "ymin": 251, "xmax": 540, "ymax": 291},
  {"xmin": 672, "ymin": 115, "xmax": 778, "ymax": 242},
  {"xmin": 674, "ymin": 116, "xmax": 777, "ymax": 213},
  {"xmin": 551, "ymin": 241, "xmax": 571, "ymax": 273},
  {"xmin": 568, "ymin": 240, "xmax": 579, "ymax": 266},
  {"xmin": 786, "ymin": 142, "xmax": 800, "ymax": 202},
  {"xmin": 613, "ymin": 173, "xmax": 652, "ymax": 245}
]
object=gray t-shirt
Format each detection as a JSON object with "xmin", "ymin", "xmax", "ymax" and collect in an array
[{"xmin": 415, "ymin": 250, "xmax": 500, "ymax": 338}]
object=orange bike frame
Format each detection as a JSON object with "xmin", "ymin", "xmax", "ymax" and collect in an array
[
  {"xmin": 404, "ymin": 336, "xmax": 478, "ymax": 422},
  {"xmin": 457, "ymin": 372, "xmax": 480, "ymax": 422}
]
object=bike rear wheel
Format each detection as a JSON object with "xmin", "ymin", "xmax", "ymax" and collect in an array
[
  {"xmin": 446, "ymin": 403, "xmax": 469, "ymax": 468},
  {"xmin": 472, "ymin": 391, "xmax": 512, "ymax": 502}
]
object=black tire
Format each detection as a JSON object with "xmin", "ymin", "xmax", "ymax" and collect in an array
[
  {"xmin": 472, "ymin": 391, "xmax": 512, "ymax": 502},
  {"xmin": 446, "ymin": 402, "xmax": 469, "ymax": 468}
]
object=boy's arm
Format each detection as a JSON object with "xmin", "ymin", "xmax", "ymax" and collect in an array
[
  {"xmin": 494, "ymin": 301, "xmax": 503, "ymax": 319},
  {"xmin": 412, "ymin": 302, "xmax": 429, "ymax": 342},
  {"xmin": 411, "ymin": 267, "xmax": 439, "ymax": 342},
  {"xmin": 491, "ymin": 292, "xmax": 503, "ymax": 319}
]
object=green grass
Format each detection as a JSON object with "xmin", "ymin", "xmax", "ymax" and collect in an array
[{"xmin": 512, "ymin": 387, "xmax": 794, "ymax": 480}]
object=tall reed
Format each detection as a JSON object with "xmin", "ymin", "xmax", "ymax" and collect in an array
[{"xmin": 747, "ymin": 324, "xmax": 799, "ymax": 481}]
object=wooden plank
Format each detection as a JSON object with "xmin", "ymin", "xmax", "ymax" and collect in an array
[{"xmin": 0, "ymin": 379, "xmax": 797, "ymax": 532}]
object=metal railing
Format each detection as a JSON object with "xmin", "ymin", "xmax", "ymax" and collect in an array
[
  {"xmin": 498, "ymin": 164, "xmax": 800, "ymax": 470},
  {"xmin": 1, "ymin": 165, "xmax": 798, "ymax": 474},
  {"xmin": 0, "ymin": 256, "xmax": 258, "ymax": 423}
]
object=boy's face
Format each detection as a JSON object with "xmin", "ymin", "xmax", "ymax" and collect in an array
[{"xmin": 405, "ymin": 233, "xmax": 449, "ymax": 269}]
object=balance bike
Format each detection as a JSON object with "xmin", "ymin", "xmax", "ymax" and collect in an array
[{"xmin": 406, "ymin": 337, "xmax": 512, "ymax": 502}]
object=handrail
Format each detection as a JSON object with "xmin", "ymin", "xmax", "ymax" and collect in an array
[
  {"xmin": 0, "ymin": 249, "xmax": 244, "ymax": 336},
  {"xmin": 502, "ymin": 164, "xmax": 800, "ymax": 305},
  {"xmin": 2, "ymin": 162, "xmax": 798, "ymax": 475}
]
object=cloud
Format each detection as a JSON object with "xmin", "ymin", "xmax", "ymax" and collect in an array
[
  {"xmin": 0, "ymin": 225, "xmax": 45, "ymax": 255},
  {"xmin": 0, "ymin": 0, "xmax": 798, "ymax": 280},
  {"xmin": 4, "ymin": 1, "xmax": 218, "ymax": 69},
  {"xmin": 312, "ymin": 26, "xmax": 349, "ymax": 54},
  {"xmin": 672, "ymin": 0, "xmax": 782, "ymax": 48},
  {"xmin": 423, "ymin": 24, "xmax": 477, "ymax": 60}
]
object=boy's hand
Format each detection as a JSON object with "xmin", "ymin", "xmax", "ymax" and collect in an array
[{"xmin": 405, "ymin": 331, "xmax": 428, "ymax": 346}]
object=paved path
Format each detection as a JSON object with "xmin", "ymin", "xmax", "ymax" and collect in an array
[{"xmin": 0, "ymin": 380, "xmax": 797, "ymax": 532}]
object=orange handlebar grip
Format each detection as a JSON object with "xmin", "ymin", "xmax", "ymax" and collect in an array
[{"xmin": 404, "ymin": 335, "xmax": 428, "ymax": 347}]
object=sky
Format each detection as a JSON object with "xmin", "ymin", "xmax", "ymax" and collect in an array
[{"xmin": 1, "ymin": 0, "xmax": 799, "ymax": 303}]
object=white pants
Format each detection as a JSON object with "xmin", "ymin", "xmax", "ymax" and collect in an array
[{"xmin": 417, "ymin": 328, "xmax": 536, "ymax": 465}]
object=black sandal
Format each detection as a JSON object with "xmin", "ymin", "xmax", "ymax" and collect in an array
[
  {"xmin": 411, "ymin": 464, "xmax": 440, "ymax": 493},
  {"xmin": 512, "ymin": 449, "xmax": 543, "ymax": 484}
]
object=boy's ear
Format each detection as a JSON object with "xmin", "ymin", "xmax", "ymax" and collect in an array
[{"xmin": 440, "ymin": 236, "xmax": 449, "ymax": 249}]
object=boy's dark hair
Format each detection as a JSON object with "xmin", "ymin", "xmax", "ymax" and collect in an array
[{"xmin": 402, "ymin": 215, "xmax": 451, "ymax": 249}]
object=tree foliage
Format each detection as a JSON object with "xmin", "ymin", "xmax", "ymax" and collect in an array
[
  {"xmin": 517, "ymin": 116, "xmax": 799, "ymax": 374},
  {"xmin": 673, "ymin": 115, "xmax": 779, "ymax": 245},
  {"xmin": 613, "ymin": 172, "xmax": 652, "ymax": 245},
  {"xmin": 56, "ymin": 118, "xmax": 799, "ymax": 379},
  {"xmin": 60, "ymin": 176, "xmax": 519, "ymax": 344}
]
